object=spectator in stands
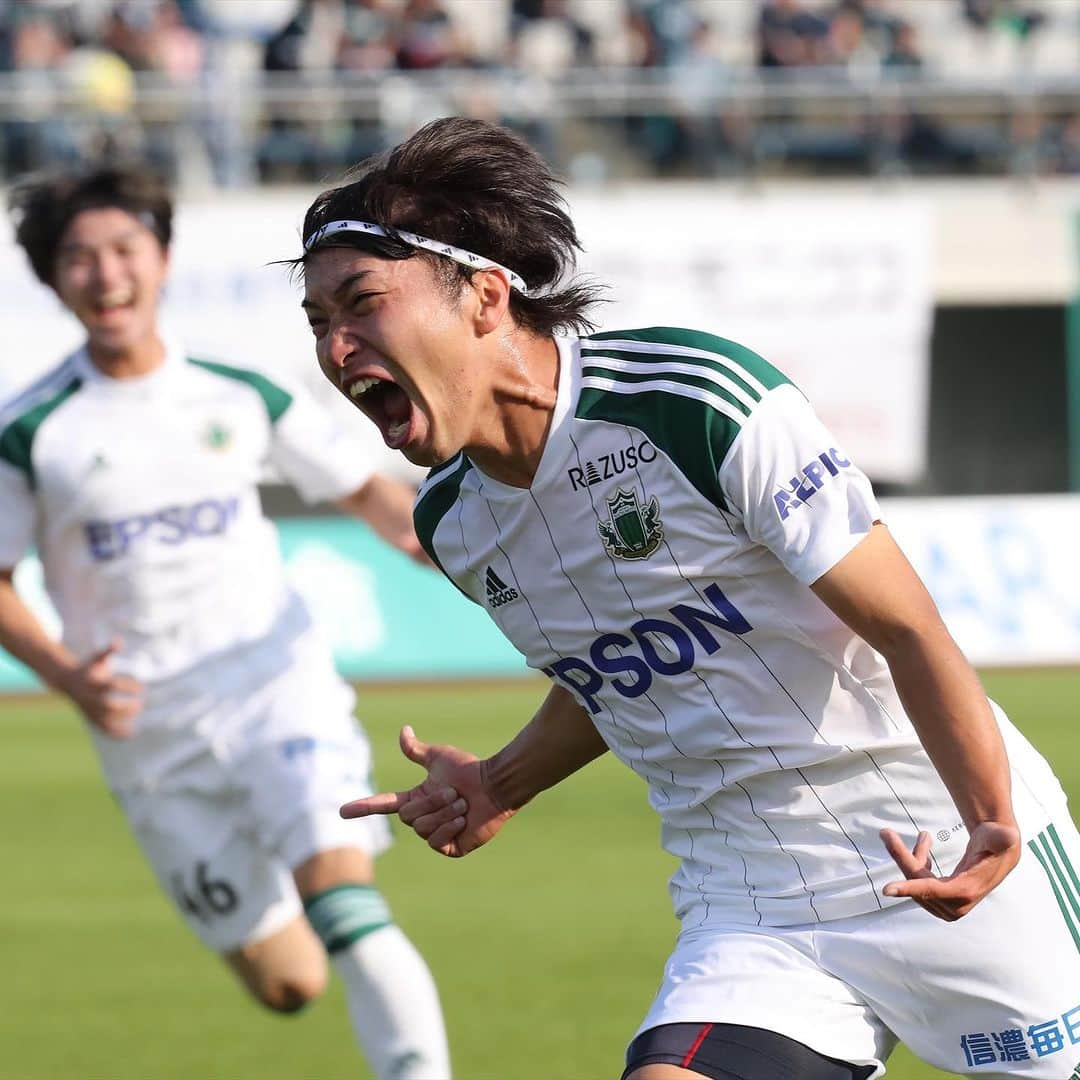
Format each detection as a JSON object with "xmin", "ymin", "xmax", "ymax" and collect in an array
[
  {"xmin": 261, "ymin": 0, "xmax": 349, "ymax": 181},
  {"xmin": 96, "ymin": 1, "xmax": 202, "ymax": 177},
  {"xmin": 394, "ymin": 0, "xmax": 466, "ymax": 70},
  {"xmin": 265, "ymin": 0, "xmax": 345, "ymax": 73},
  {"xmin": 756, "ymin": 0, "xmax": 829, "ymax": 68},
  {"xmin": 100, "ymin": 1, "xmax": 202, "ymax": 83},
  {"xmin": 622, "ymin": 0, "xmax": 743, "ymax": 176},
  {"xmin": 962, "ymin": 0, "xmax": 1045, "ymax": 38},
  {"xmin": 337, "ymin": 0, "xmax": 397, "ymax": 169},
  {"xmin": 823, "ymin": 4, "xmax": 878, "ymax": 70},
  {"xmin": 338, "ymin": 0, "xmax": 398, "ymax": 73},
  {"xmin": 5, "ymin": 8, "xmax": 79, "ymax": 174},
  {"xmin": 509, "ymin": 0, "xmax": 595, "ymax": 69},
  {"xmin": 846, "ymin": 0, "xmax": 905, "ymax": 59},
  {"xmin": 883, "ymin": 19, "xmax": 923, "ymax": 70}
]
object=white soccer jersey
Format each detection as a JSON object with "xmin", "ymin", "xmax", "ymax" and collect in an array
[
  {"xmin": 0, "ymin": 341, "xmax": 375, "ymax": 686},
  {"xmin": 415, "ymin": 327, "xmax": 1066, "ymax": 928}
]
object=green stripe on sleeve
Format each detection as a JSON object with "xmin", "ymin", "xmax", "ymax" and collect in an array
[
  {"xmin": 576, "ymin": 327, "xmax": 794, "ymax": 513},
  {"xmin": 580, "ymin": 346, "xmax": 765, "ymax": 407},
  {"xmin": 583, "ymin": 327, "xmax": 790, "ymax": 396},
  {"xmin": 413, "ymin": 455, "xmax": 474, "ymax": 598},
  {"xmin": 187, "ymin": 357, "xmax": 293, "ymax": 424},
  {"xmin": 580, "ymin": 362, "xmax": 755, "ymax": 417},
  {"xmin": 576, "ymin": 380, "xmax": 739, "ymax": 511},
  {"xmin": 0, "ymin": 377, "xmax": 82, "ymax": 488}
]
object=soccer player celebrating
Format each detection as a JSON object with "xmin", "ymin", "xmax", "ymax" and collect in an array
[
  {"xmin": 0, "ymin": 166, "xmax": 450, "ymax": 1080},
  {"xmin": 297, "ymin": 118, "xmax": 1080, "ymax": 1080}
]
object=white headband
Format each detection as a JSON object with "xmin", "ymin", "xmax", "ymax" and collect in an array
[{"xmin": 303, "ymin": 219, "xmax": 529, "ymax": 295}]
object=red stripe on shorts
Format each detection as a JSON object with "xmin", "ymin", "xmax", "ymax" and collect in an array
[{"xmin": 681, "ymin": 1023, "xmax": 714, "ymax": 1068}]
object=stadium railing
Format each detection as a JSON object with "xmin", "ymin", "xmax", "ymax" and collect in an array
[{"xmin": 0, "ymin": 65, "xmax": 1077, "ymax": 183}]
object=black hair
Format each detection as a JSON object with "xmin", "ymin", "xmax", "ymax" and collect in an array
[
  {"xmin": 8, "ymin": 164, "xmax": 173, "ymax": 285},
  {"xmin": 296, "ymin": 117, "xmax": 605, "ymax": 336}
]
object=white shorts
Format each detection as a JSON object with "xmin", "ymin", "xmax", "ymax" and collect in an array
[
  {"xmin": 113, "ymin": 650, "xmax": 391, "ymax": 953},
  {"xmin": 637, "ymin": 813, "xmax": 1080, "ymax": 1078}
]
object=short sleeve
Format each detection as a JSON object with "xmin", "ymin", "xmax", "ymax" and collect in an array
[
  {"xmin": 0, "ymin": 458, "xmax": 37, "ymax": 567},
  {"xmin": 269, "ymin": 382, "xmax": 379, "ymax": 504},
  {"xmin": 719, "ymin": 384, "xmax": 880, "ymax": 585}
]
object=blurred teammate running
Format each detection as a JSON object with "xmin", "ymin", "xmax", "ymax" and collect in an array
[{"xmin": 0, "ymin": 165, "xmax": 450, "ymax": 1080}]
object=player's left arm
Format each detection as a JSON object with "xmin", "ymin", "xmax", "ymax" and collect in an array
[
  {"xmin": 811, "ymin": 524, "xmax": 1020, "ymax": 921},
  {"xmin": 720, "ymin": 383, "xmax": 1019, "ymax": 922},
  {"xmin": 264, "ymin": 376, "xmax": 427, "ymax": 562},
  {"xmin": 335, "ymin": 474, "xmax": 428, "ymax": 564}
]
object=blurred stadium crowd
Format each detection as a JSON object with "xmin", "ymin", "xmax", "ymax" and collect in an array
[{"xmin": 0, "ymin": 0, "xmax": 1077, "ymax": 183}]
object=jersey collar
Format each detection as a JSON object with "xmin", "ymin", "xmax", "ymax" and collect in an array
[{"xmin": 70, "ymin": 335, "xmax": 185, "ymax": 391}]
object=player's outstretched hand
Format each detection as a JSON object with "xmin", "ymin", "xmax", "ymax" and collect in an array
[
  {"xmin": 341, "ymin": 725, "xmax": 514, "ymax": 858},
  {"xmin": 880, "ymin": 821, "xmax": 1021, "ymax": 921},
  {"xmin": 62, "ymin": 638, "xmax": 144, "ymax": 738}
]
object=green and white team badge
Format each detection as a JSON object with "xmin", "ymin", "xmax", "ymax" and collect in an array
[
  {"xmin": 598, "ymin": 487, "xmax": 663, "ymax": 560},
  {"xmin": 203, "ymin": 421, "xmax": 232, "ymax": 451}
]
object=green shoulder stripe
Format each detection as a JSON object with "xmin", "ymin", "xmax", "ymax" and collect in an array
[
  {"xmin": 578, "ymin": 327, "xmax": 791, "ymax": 512},
  {"xmin": 583, "ymin": 326, "xmax": 789, "ymax": 399},
  {"xmin": 576, "ymin": 382, "xmax": 735, "ymax": 511},
  {"xmin": 579, "ymin": 361, "xmax": 755, "ymax": 419},
  {"xmin": 0, "ymin": 376, "xmax": 82, "ymax": 487},
  {"xmin": 188, "ymin": 357, "xmax": 293, "ymax": 424},
  {"xmin": 413, "ymin": 455, "xmax": 474, "ymax": 596}
]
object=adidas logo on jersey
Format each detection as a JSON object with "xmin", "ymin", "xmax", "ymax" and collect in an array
[{"xmin": 485, "ymin": 566, "xmax": 519, "ymax": 608}]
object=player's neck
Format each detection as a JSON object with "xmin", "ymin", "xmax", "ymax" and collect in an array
[
  {"xmin": 468, "ymin": 334, "xmax": 559, "ymax": 489},
  {"xmin": 86, "ymin": 333, "xmax": 167, "ymax": 380}
]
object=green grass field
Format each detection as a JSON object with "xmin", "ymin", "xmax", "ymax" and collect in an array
[{"xmin": 2, "ymin": 669, "xmax": 1078, "ymax": 1079}]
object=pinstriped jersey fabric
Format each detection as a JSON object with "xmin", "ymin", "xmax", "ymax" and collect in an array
[{"xmin": 414, "ymin": 327, "xmax": 1064, "ymax": 927}]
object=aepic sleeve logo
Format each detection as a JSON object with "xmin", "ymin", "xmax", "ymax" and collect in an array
[{"xmin": 772, "ymin": 448, "xmax": 852, "ymax": 521}]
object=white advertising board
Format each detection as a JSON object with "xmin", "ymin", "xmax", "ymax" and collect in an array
[
  {"xmin": 571, "ymin": 188, "xmax": 933, "ymax": 483},
  {"xmin": 881, "ymin": 494, "xmax": 1080, "ymax": 667},
  {"xmin": 0, "ymin": 186, "xmax": 932, "ymax": 481}
]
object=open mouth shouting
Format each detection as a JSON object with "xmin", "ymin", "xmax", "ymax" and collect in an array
[{"xmin": 344, "ymin": 370, "xmax": 417, "ymax": 450}]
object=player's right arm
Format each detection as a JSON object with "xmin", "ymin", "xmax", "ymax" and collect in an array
[
  {"xmin": 0, "ymin": 568, "xmax": 142, "ymax": 737},
  {"xmin": 341, "ymin": 684, "xmax": 608, "ymax": 857}
]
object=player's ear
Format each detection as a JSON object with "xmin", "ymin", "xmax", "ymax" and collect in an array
[{"xmin": 472, "ymin": 269, "xmax": 512, "ymax": 336}]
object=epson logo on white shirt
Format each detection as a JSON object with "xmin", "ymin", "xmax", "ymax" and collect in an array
[
  {"xmin": 84, "ymin": 496, "xmax": 240, "ymax": 561},
  {"xmin": 543, "ymin": 583, "xmax": 752, "ymax": 714},
  {"xmin": 772, "ymin": 448, "xmax": 852, "ymax": 522}
]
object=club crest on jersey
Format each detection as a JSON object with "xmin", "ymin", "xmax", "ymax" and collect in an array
[
  {"xmin": 203, "ymin": 421, "xmax": 233, "ymax": 451},
  {"xmin": 598, "ymin": 488, "xmax": 663, "ymax": 560}
]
